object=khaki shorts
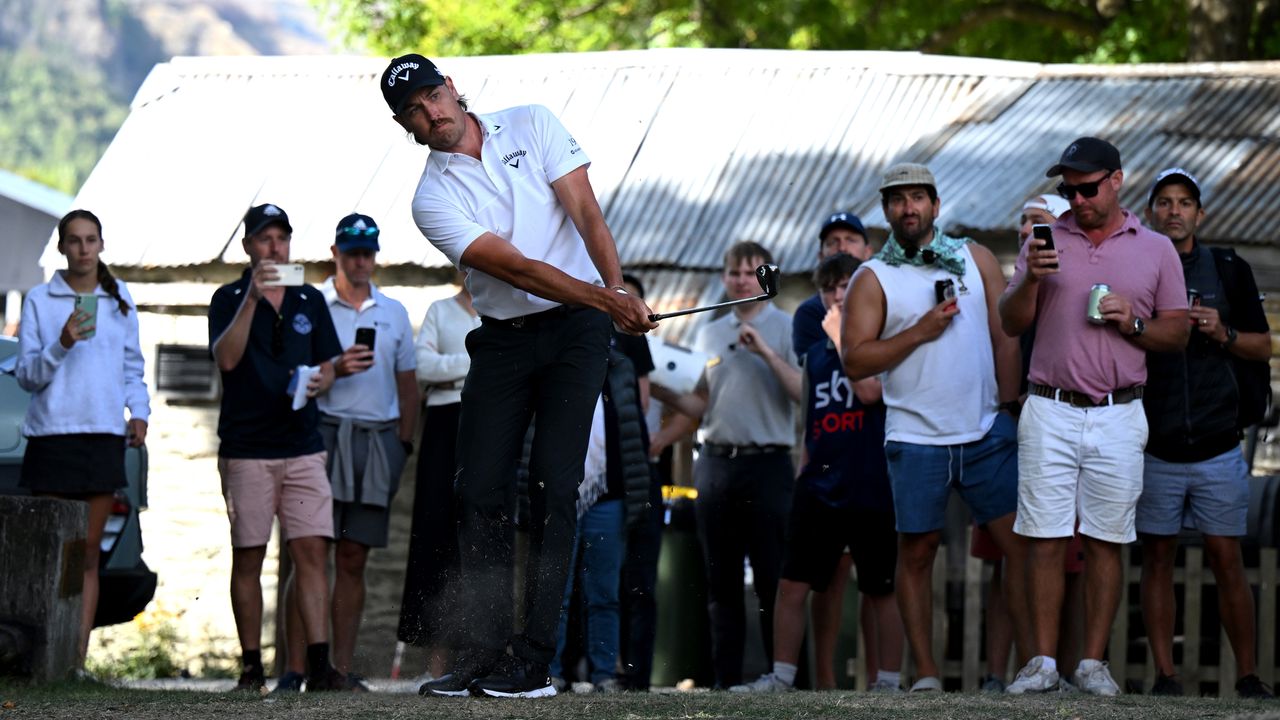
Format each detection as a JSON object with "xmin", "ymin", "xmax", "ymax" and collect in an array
[{"xmin": 218, "ymin": 452, "xmax": 334, "ymax": 547}]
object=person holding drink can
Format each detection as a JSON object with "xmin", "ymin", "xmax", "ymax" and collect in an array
[
  {"xmin": 999, "ymin": 138, "xmax": 1189, "ymax": 696},
  {"xmin": 14, "ymin": 209, "xmax": 151, "ymax": 674}
]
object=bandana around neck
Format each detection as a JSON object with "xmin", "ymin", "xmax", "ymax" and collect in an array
[{"xmin": 874, "ymin": 227, "xmax": 970, "ymax": 277}]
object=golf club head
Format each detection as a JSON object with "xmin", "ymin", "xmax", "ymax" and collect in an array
[{"xmin": 756, "ymin": 264, "xmax": 780, "ymax": 298}]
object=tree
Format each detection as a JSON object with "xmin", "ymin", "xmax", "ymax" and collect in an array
[{"xmin": 313, "ymin": 0, "xmax": 1280, "ymax": 63}]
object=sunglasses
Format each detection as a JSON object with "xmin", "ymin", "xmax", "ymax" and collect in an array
[
  {"xmin": 1057, "ymin": 170, "xmax": 1114, "ymax": 200},
  {"xmin": 337, "ymin": 226, "xmax": 379, "ymax": 237},
  {"xmin": 903, "ymin": 245, "xmax": 938, "ymax": 264}
]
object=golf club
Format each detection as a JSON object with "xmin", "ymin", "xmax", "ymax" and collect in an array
[{"xmin": 648, "ymin": 264, "xmax": 779, "ymax": 322}]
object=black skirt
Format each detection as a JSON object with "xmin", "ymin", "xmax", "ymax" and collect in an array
[{"xmin": 20, "ymin": 434, "xmax": 128, "ymax": 495}]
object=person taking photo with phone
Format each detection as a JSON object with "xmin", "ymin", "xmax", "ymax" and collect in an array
[
  {"xmin": 275, "ymin": 213, "xmax": 419, "ymax": 692},
  {"xmin": 209, "ymin": 203, "xmax": 346, "ymax": 692},
  {"xmin": 15, "ymin": 208, "xmax": 151, "ymax": 674}
]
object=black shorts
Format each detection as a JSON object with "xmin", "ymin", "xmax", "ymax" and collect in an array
[
  {"xmin": 20, "ymin": 433, "xmax": 127, "ymax": 496},
  {"xmin": 781, "ymin": 483, "xmax": 897, "ymax": 596}
]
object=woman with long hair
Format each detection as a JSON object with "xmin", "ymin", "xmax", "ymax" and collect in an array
[{"xmin": 15, "ymin": 209, "xmax": 150, "ymax": 672}]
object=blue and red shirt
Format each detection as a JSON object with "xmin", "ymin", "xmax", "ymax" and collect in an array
[{"xmin": 799, "ymin": 340, "xmax": 892, "ymax": 512}]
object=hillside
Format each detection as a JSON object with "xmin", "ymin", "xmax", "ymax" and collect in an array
[{"xmin": 0, "ymin": 0, "xmax": 333, "ymax": 195}]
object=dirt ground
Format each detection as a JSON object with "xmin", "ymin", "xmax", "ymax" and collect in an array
[{"xmin": 1, "ymin": 681, "xmax": 1277, "ymax": 720}]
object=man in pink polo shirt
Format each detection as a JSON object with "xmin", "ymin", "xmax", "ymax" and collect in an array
[{"xmin": 999, "ymin": 137, "xmax": 1189, "ymax": 696}]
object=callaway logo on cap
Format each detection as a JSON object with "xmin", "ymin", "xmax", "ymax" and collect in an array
[{"xmin": 381, "ymin": 53, "xmax": 446, "ymax": 114}]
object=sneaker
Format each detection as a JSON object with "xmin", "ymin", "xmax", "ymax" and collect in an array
[
  {"xmin": 232, "ymin": 667, "xmax": 266, "ymax": 693},
  {"xmin": 421, "ymin": 651, "xmax": 497, "ymax": 698},
  {"xmin": 1150, "ymin": 673, "xmax": 1182, "ymax": 696},
  {"xmin": 979, "ymin": 674, "xmax": 1005, "ymax": 693},
  {"xmin": 1236, "ymin": 673, "xmax": 1275, "ymax": 699},
  {"xmin": 422, "ymin": 669, "xmax": 482, "ymax": 698},
  {"xmin": 306, "ymin": 666, "xmax": 350, "ymax": 692},
  {"xmin": 345, "ymin": 672, "xmax": 371, "ymax": 692},
  {"xmin": 470, "ymin": 656, "xmax": 556, "ymax": 699},
  {"xmin": 1073, "ymin": 659, "xmax": 1119, "ymax": 697},
  {"xmin": 594, "ymin": 678, "xmax": 624, "ymax": 693},
  {"xmin": 729, "ymin": 673, "xmax": 793, "ymax": 693},
  {"xmin": 909, "ymin": 676, "xmax": 942, "ymax": 692},
  {"xmin": 1006, "ymin": 657, "xmax": 1059, "ymax": 695},
  {"xmin": 870, "ymin": 678, "xmax": 903, "ymax": 693},
  {"xmin": 550, "ymin": 677, "xmax": 567, "ymax": 693},
  {"xmin": 270, "ymin": 671, "xmax": 305, "ymax": 694}
]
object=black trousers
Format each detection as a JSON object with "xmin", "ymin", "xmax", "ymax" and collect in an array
[
  {"xmin": 693, "ymin": 450, "xmax": 793, "ymax": 688},
  {"xmin": 620, "ymin": 478, "xmax": 664, "ymax": 690},
  {"xmin": 397, "ymin": 401, "xmax": 462, "ymax": 646},
  {"xmin": 454, "ymin": 306, "xmax": 610, "ymax": 665}
]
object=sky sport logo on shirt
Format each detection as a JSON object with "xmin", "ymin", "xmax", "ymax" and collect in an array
[{"xmin": 502, "ymin": 149, "xmax": 527, "ymax": 169}]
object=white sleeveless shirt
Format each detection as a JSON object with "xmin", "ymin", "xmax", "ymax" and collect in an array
[{"xmin": 861, "ymin": 243, "xmax": 998, "ymax": 445}]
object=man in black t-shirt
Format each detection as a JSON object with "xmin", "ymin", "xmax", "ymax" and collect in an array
[
  {"xmin": 1139, "ymin": 170, "xmax": 1274, "ymax": 699},
  {"xmin": 209, "ymin": 204, "xmax": 346, "ymax": 692}
]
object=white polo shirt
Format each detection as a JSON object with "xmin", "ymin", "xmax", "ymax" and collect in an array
[
  {"xmin": 410, "ymin": 104, "xmax": 601, "ymax": 320},
  {"xmin": 317, "ymin": 278, "xmax": 417, "ymax": 423}
]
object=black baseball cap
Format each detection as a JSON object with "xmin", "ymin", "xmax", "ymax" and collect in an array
[
  {"xmin": 381, "ymin": 54, "xmax": 446, "ymax": 114},
  {"xmin": 334, "ymin": 213, "xmax": 381, "ymax": 252},
  {"xmin": 1147, "ymin": 167, "xmax": 1202, "ymax": 208},
  {"xmin": 244, "ymin": 203, "xmax": 292, "ymax": 237},
  {"xmin": 1045, "ymin": 137, "xmax": 1123, "ymax": 177}
]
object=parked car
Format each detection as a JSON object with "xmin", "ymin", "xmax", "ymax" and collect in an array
[{"xmin": 0, "ymin": 335, "xmax": 156, "ymax": 627}]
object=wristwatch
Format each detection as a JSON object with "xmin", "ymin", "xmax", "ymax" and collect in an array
[
  {"xmin": 1224, "ymin": 325, "xmax": 1238, "ymax": 348},
  {"xmin": 1131, "ymin": 317, "xmax": 1146, "ymax": 337}
]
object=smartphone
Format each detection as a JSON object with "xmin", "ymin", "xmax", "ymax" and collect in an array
[
  {"xmin": 354, "ymin": 327, "xmax": 376, "ymax": 351},
  {"xmin": 934, "ymin": 279, "xmax": 957, "ymax": 305},
  {"xmin": 263, "ymin": 262, "xmax": 305, "ymax": 287},
  {"xmin": 75, "ymin": 294, "xmax": 98, "ymax": 339},
  {"xmin": 1032, "ymin": 224, "xmax": 1058, "ymax": 269}
]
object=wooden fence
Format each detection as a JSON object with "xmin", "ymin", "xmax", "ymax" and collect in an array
[{"xmin": 844, "ymin": 531, "xmax": 1279, "ymax": 696}]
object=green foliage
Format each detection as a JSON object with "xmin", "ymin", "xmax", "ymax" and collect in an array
[
  {"xmin": 85, "ymin": 607, "xmax": 183, "ymax": 681},
  {"xmin": 0, "ymin": 49, "xmax": 127, "ymax": 195},
  {"xmin": 313, "ymin": 0, "xmax": 1272, "ymax": 63}
]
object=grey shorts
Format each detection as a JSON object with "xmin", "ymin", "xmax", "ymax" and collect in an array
[
  {"xmin": 318, "ymin": 421, "xmax": 406, "ymax": 548},
  {"xmin": 1136, "ymin": 448, "xmax": 1249, "ymax": 537}
]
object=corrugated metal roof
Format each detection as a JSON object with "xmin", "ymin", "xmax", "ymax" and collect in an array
[
  {"xmin": 51, "ymin": 49, "xmax": 1280, "ymax": 280},
  {"xmin": 0, "ymin": 169, "xmax": 71, "ymax": 218}
]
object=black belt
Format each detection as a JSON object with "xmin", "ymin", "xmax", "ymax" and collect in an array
[
  {"xmin": 1029, "ymin": 383, "xmax": 1144, "ymax": 408},
  {"xmin": 702, "ymin": 443, "xmax": 789, "ymax": 458},
  {"xmin": 480, "ymin": 304, "xmax": 579, "ymax": 329}
]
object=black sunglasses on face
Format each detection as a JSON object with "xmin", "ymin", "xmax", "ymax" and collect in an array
[
  {"xmin": 903, "ymin": 245, "xmax": 938, "ymax": 264},
  {"xmin": 1057, "ymin": 170, "xmax": 1114, "ymax": 200}
]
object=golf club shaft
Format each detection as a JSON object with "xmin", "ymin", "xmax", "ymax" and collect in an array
[{"xmin": 648, "ymin": 293, "xmax": 769, "ymax": 322}]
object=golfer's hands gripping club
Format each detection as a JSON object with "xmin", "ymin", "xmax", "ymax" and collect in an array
[{"xmin": 609, "ymin": 287, "xmax": 658, "ymax": 335}]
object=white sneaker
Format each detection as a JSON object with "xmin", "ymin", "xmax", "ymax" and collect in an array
[
  {"xmin": 1073, "ymin": 659, "xmax": 1119, "ymax": 696},
  {"xmin": 1006, "ymin": 656, "xmax": 1059, "ymax": 694},
  {"xmin": 729, "ymin": 673, "xmax": 793, "ymax": 693},
  {"xmin": 870, "ymin": 678, "xmax": 903, "ymax": 693},
  {"xmin": 909, "ymin": 676, "xmax": 942, "ymax": 692}
]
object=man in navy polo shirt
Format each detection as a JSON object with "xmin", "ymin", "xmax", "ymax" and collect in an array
[
  {"xmin": 209, "ymin": 203, "xmax": 345, "ymax": 692},
  {"xmin": 379, "ymin": 54, "xmax": 656, "ymax": 698}
]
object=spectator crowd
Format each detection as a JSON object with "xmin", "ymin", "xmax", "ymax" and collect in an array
[{"xmin": 12, "ymin": 52, "xmax": 1276, "ymax": 702}]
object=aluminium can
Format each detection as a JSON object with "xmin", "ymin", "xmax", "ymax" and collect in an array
[{"xmin": 1087, "ymin": 283, "xmax": 1110, "ymax": 325}]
